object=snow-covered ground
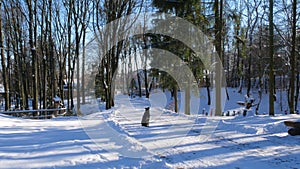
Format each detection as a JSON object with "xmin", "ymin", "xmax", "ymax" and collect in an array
[{"xmin": 0, "ymin": 88, "xmax": 300, "ymax": 169}]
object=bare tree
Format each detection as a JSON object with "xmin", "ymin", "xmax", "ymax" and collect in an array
[
  {"xmin": 92, "ymin": 0, "xmax": 139, "ymax": 109},
  {"xmin": 81, "ymin": 2, "xmax": 91, "ymax": 105},
  {"xmin": 72, "ymin": 0, "xmax": 91, "ymax": 113},
  {"xmin": 244, "ymin": 0, "xmax": 261, "ymax": 97},
  {"xmin": 25, "ymin": 0, "xmax": 39, "ymax": 110},
  {"xmin": 65, "ymin": 0, "xmax": 74, "ymax": 112},
  {"xmin": 53, "ymin": 0, "xmax": 69, "ymax": 110}
]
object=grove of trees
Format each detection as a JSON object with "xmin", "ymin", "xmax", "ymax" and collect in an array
[{"xmin": 0, "ymin": 0, "xmax": 299, "ymax": 115}]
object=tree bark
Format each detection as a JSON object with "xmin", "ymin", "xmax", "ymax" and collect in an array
[
  {"xmin": 289, "ymin": 0, "xmax": 296, "ymax": 114},
  {"xmin": 81, "ymin": 30, "xmax": 86, "ymax": 104},
  {"xmin": 0, "ymin": 2, "xmax": 10, "ymax": 111},
  {"xmin": 268, "ymin": 0, "xmax": 275, "ymax": 116},
  {"xmin": 26, "ymin": 0, "xmax": 38, "ymax": 110},
  {"xmin": 214, "ymin": 0, "xmax": 223, "ymax": 116},
  {"xmin": 67, "ymin": 0, "xmax": 73, "ymax": 112},
  {"xmin": 174, "ymin": 85, "xmax": 178, "ymax": 113}
]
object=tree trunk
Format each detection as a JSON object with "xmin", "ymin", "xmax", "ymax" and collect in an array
[
  {"xmin": 289, "ymin": 0, "xmax": 297, "ymax": 114},
  {"xmin": 81, "ymin": 30, "xmax": 86, "ymax": 104},
  {"xmin": 256, "ymin": 75, "xmax": 263, "ymax": 114},
  {"xmin": 21, "ymin": 59, "xmax": 29, "ymax": 109},
  {"xmin": 144, "ymin": 68, "xmax": 149, "ymax": 98},
  {"xmin": 67, "ymin": 0, "xmax": 73, "ymax": 113},
  {"xmin": 49, "ymin": 0, "xmax": 55, "ymax": 107},
  {"xmin": 76, "ymin": 32, "xmax": 80, "ymax": 113},
  {"xmin": 206, "ymin": 74, "xmax": 211, "ymax": 106},
  {"xmin": 174, "ymin": 85, "xmax": 178, "ymax": 113},
  {"xmin": 247, "ymin": 37, "xmax": 252, "ymax": 97},
  {"xmin": 295, "ymin": 72, "xmax": 299, "ymax": 112},
  {"xmin": 268, "ymin": 0, "xmax": 275, "ymax": 116},
  {"xmin": 0, "ymin": 2, "xmax": 10, "ymax": 111},
  {"xmin": 185, "ymin": 84, "xmax": 191, "ymax": 115},
  {"xmin": 70, "ymin": 51, "xmax": 77, "ymax": 111},
  {"xmin": 134, "ymin": 48, "xmax": 142, "ymax": 97},
  {"xmin": 214, "ymin": 0, "xmax": 223, "ymax": 116},
  {"xmin": 143, "ymin": 38, "xmax": 149, "ymax": 98},
  {"xmin": 26, "ymin": 0, "xmax": 38, "ymax": 110}
]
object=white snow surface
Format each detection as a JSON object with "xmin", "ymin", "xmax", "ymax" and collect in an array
[{"xmin": 1, "ymin": 88, "xmax": 300, "ymax": 169}]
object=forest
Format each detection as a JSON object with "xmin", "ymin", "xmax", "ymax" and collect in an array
[{"xmin": 0, "ymin": 0, "xmax": 299, "ymax": 116}]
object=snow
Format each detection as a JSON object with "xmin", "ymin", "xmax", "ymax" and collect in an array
[
  {"xmin": 53, "ymin": 96, "xmax": 62, "ymax": 102},
  {"xmin": 0, "ymin": 88, "xmax": 300, "ymax": 169}
]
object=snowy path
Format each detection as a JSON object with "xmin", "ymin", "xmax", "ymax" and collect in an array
[
  {"xmin": 0, "ymin": 114, "xmax": 164, "ymax": 169},
  {"xmin": 1, "ymin": 94, "xmax": 300, "ymax": 168}
]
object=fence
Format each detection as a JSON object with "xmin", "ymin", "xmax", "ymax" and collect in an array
[{"xmin": 0, "ymin": 108, "xmax": 67, "ymax": 119}]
